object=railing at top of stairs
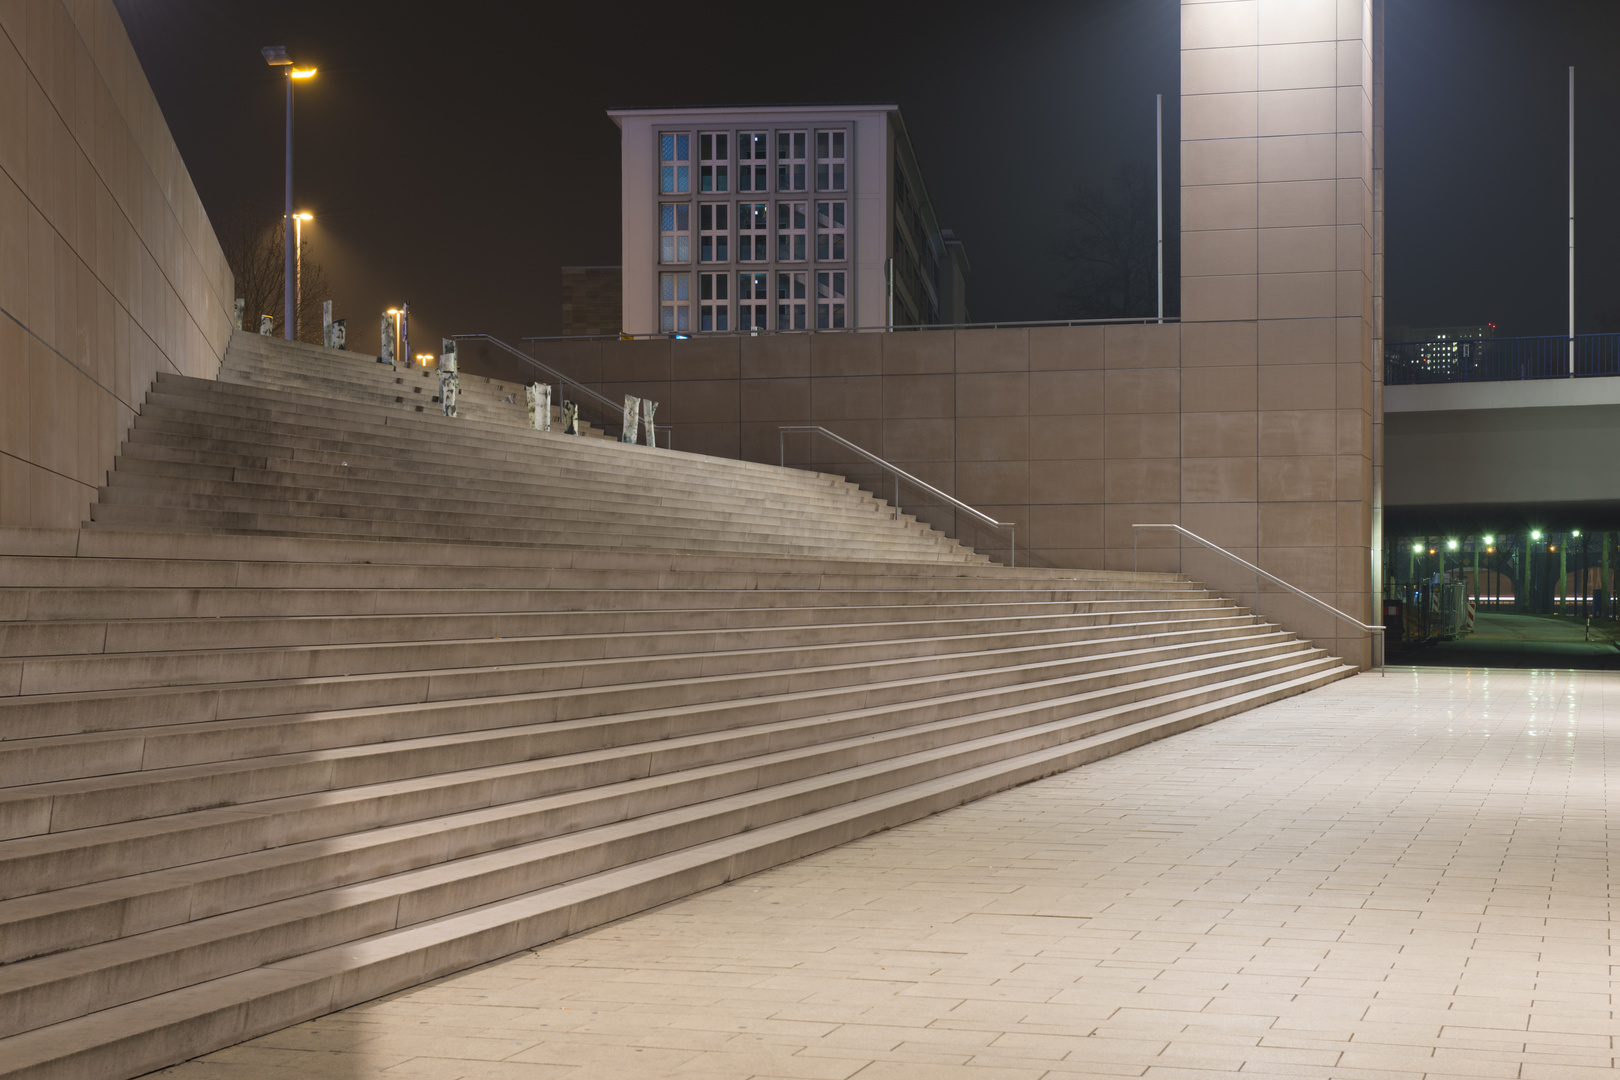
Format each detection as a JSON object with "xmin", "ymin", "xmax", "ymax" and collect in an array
[
  {"xmin": 450, "ymin": 334, "xmax": 670, "ymax": 447},
  {"xmin": 1132, "ymin": 523, "xmax": 1384, "ymax": 674},
  {"xmin": 778, "ymin": 425, "xmax": 1016, "ymax": 567}
]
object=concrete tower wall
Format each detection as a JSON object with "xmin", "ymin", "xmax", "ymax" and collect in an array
[
  {"xmin": 0, "ymin": 0, "xmax": 233, "ymax": 528},
  {"xmin": 1179, "ymin": 0, "xmax": 1383, "ymax": 666}
]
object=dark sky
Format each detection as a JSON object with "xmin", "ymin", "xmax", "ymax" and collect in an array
[{"xmin": 114, "ymin": 1, "xmax": 1620, "ymax": 354}]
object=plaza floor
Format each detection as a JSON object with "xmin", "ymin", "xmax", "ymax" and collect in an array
[{"xmin": 149, "ymin": 666, "xmax": 1620, "ymax": 1080}]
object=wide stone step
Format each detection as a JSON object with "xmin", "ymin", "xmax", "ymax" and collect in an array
[
  {"xmin": 0, "ymin": 591, "xmax": 1229, "ymax": 657},
  {"xmin": 0, "ymin": 649, "xmax": 1334, "ymax": 1035},
  {"xmin": 123, "ymin": 399, "xmax": 878, "ymax": 509},
  {"xmin": 0, "ymin": 658, "xmax": 1354, "ymax": 1080},
  {"xmin": 0, "ymin": 616, "xmax": 1270, "ymax": 784},
  {"xmin": 0, "ymin": 631, "xmax": 1301, "ymax": 840}
]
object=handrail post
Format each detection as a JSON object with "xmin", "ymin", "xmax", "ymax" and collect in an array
[
  {"xmin": 893, "ymin": 474, "xmax": 899, "ymax": 521},
  {"xmin": 780, "ymin": 429, "xmax": 786, "ymax": 468},
  {"xmin": 1010, "ymin": 527, "xmax": 1016, "ymax": 568},
  {"xmin": 1133, "ymin": 531, "xmax": 1138, "ymax": 574}
]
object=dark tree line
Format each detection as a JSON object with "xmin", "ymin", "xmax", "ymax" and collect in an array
[
  {"xmin": 216, "ymin": 200, "xmax": 333, "ymax": 345},
  {"xmin": 1053, "ymin": 163, "xmax": 1177, "ymax": 321}
]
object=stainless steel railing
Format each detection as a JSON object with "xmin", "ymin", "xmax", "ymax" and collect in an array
[
  {"xmin": 779, "ymin": 425, "xmax": 1016, "ymax": 566},
  {"xmin": 1132, "ymin": 523, "xmax": 1384, "ymax": 674}
]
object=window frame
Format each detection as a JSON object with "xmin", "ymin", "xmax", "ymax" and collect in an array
[
  {"xmin": 698, "ymin": 132, "xmax": 729, "ymax": 194},
  {"xmin": 659, "ymin": 132, "xmax": 690, "ymax": 195},
  {"xmin": 815, "ymin": 129, "xmax": 846, "ymax": 192},
  {"xmin": 698, "ymin": 202, "xmax": 729, "ymax": 264},
  {"xmin": 738, "ymin": 131, "xmax": 769, "ymax": 193},
  {"xmin": 776, "ymin": 130, "xmax": 807, "ymax": 192}
]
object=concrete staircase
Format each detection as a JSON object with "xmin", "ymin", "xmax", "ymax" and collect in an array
[{"xmin": 0, "ymin": 334, "xmax": 1359, "ymax": 1079}]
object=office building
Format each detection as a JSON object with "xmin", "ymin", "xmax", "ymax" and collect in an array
[{"xmin": 608, "ymin": 104, "xmax": 968, "ymax": 335}]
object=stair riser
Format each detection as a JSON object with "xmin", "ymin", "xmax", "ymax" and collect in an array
[
  {"xmin": 0, "ymin": 658, "xmax": 1350, "ymax": 1058},
  {"xmin": 0, "ymin": 598, "xmax": 1236, "ymax": 659},
  {"xmin": 0, "ymin": 638, "xmax": 1309, "ymax": 840},
  {"xmin": 0, "ymin": 621, "xmax": 1277, "ymax": 784},
  {"xmin": 7, "ymin": 601, "xmax": 1252, "ymax": 698},
  {"xmin": 0, "ymin": 652, "xmax": 1336, "ymax": 1037}
]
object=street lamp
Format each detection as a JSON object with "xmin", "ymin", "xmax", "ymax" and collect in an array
[
  {"xmin": 293, "ymin": 212, "xmax": 313, "ymax": 340},
  {"xmin": 261, "ymin": 46, "xmax": 317, "ymax": 342}
]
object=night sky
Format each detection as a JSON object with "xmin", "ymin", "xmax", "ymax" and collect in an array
[{"xmin": 114, "ymin": 1, "xmax": 1620, "ymax": 355}]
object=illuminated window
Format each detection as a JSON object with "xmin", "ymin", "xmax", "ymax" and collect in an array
[
  {"xmin": 698, "ymin": 132, "xmax": 728, "ymax": 193},
  {"xmin": 776, "ymin": 271, "xmax": 806, "ymax": 330},
  {"xmin": 816, "ymin": 271, "xmax": 845, "ymax": 329},
  {"xmin": 776, "ymin": 202, "xmax": 807, "ymax": 262},
  {"xmin": 816, "ymin": 201, "xmax": 846, "ymax": 261},
  {"xmin": 699, "ymin": 203, "xmax": 728, "ymax": 263},
  {"xmin": 659, "ymin": 272, "xmax": 689, "ymax": 333},
  {"xmin": 816, "ymin": 130, "xmax": 846, "ymax": 191},
  {"xmin": 776, "ymin": 130, "xmax": 807, "ymax": 192},
  {"xmin": 659, "ymin": 133, "xmax": 689, "ymax": 194},
  {"xmin": 738, "ymin": 132, "xmax": 768, "ymax": 192},
  {"xmin": 738, "ymin": 271, "xmax": 769, "ymax": 330},
  {"xmin": 699, "ymin": 272, "xmax": 729, "ymax": 332},
  {"xmin": 737, "ymin": 202, "xmax": 768, "ymax": 262},
  {"xmin": 659, "ymin": 203, "xmax": 690, "ymax": 264}
]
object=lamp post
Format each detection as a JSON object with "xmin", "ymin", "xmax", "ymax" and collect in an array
[
  {"xmin": 293, "ymin": 212, "xmax": 313, "ymax": 340},
  {"xmin": 261, "ymin": 46, "xmax": 316, "ymax": 342}
]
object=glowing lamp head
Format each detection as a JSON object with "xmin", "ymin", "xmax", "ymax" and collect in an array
[
  {"xmin": 294, "ymin": 212, "xmax": 313, "ymax": 222},
  {"xmin": 1573, "ymin": 530, "xmax": 1582, "ymax": 538},
  {"xmin": 1446, "ymin": 539, "xmax": 1459, "ymax": 551},
  {"xmin": 289, "ymin": 67, "xmax": 317, "ymax": 79},
  {"xmin": 1532, "ymin": 530, "xmax": 1543, "ymax": 541},
  {"xmin": 1412, "ymin": 543, "xmax": 1423, "ymax": 554},
  {"xmin": 1483, "ymin": 535, "xmax": 1495, "ymax": 544},
  {"xmin": 261, "ymin": 45, "xmax": 291, "ymax": 66}
]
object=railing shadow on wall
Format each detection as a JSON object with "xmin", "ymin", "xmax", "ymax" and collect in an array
[
  {"xmin": 777, "ymin": 426, "xmax": 1032, "ymax": 568},
  {"xmin": 1132, "ymin": 524, "xmax": 1384, "ymax": 674}
]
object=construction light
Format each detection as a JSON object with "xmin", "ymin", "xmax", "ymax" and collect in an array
[
  {"xmin": 1532, "ymin": 530, "xmax": 1543, "ymax": 541},
  {"xmin": 1447, "ymin": 539, "xmax": 1459, "ymax": 551},
  {"xmin": 1483, "ymin": 535, "xmax": 1495, "ymax": 544},
  {"xmin": 1573, "ymin": 530, "xmax": 1582, "ymax": 538},
  {"xmin": 1412, "ymin": 543, "xmax": 1423, "ymax": 553}
]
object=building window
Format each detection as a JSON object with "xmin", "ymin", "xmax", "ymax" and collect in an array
[
  {"xmin": 738, "ymin": 132, "xmax": 768, "ymax": 192},
  {"xmin": 659, "ymin": 203, "xmax": 690, "ymax": 264},
  {"xmin": 659, "ymin": 133, "xmax": 689, "ymax": 194},
  {"xmin": 699, "ymin": 272, "xmax": 729, "ymax": 332},
  {"xmin": 698, "ymin": 132, "xmax": 728, "ymax": 193},
  {"xmin": 777, "ymin": 130, "xmax": 806, "ymax": 192},
  {"xmin": 816, "ymin": 130, "xmax": 846, "ymax": 191},
  {"xmin": 738, "ymin": 272, "xmax": 769, "ymax": 330},
  {"xmin": 660, "ymin": 272, "xmax": 690, "ymax": 333},
  {"xmin": 776, "ymin": 202, "xmax": 807, "ymax": 262},
  {"xmin": 738, "ymin": 203, "xmax": 768, "ymax": 262},
  {"xmin": 776, "ymin": 271, "xmax": 806, "ymax": 330},
  {"xmin": 699, "ymin": 203, "xmax": 728, "ymax": 263},
  {"xmin": 817, "ymin": 271, "xmax": 846, "ymax": 329},
  {"xmin": 816, "ymin": 201, "xmax": 846, "ymax": 261}
]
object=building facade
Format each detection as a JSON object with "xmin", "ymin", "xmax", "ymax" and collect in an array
[
  {"xmin": 608, "ymin": 104, "xmax": 967, "ymax": 336},
  {"xmin": 560, "ymin": 266, "xmax": 623, "ymax": 337}
]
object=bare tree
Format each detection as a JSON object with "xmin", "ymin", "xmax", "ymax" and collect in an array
[
  {"xmin": 216, "ymin": 201, "xmax": 333, "ymax": 345},
  {"xmin": 1053, "ymin": 163, "xmax": 1173, "ymax": 321}
]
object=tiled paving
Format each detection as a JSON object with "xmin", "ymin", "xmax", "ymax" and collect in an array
[{"xmin": 148, "ymin": 666, "xmax": 1620, "ymax": 1079}]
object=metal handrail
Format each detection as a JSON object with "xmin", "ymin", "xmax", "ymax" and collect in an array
[
  {"xmin": 519, "ymin": 315, "xmax": 1181, "ymax": 343},
  {"xmin": 780, "ymin": 425, "xmax": 1015, "ymax": 566},
  {"xmin": 1132, "ymin": 523, "xmax": 1384, "ymax": 675},
  {"xmin": 452, "ymin": 333, "xmax": 668, "ymax": 444}
]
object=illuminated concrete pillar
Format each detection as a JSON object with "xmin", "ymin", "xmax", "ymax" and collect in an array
[{"xmin": 1181, "ymin": 0, "xmax": 1384, "ymax": 668}]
